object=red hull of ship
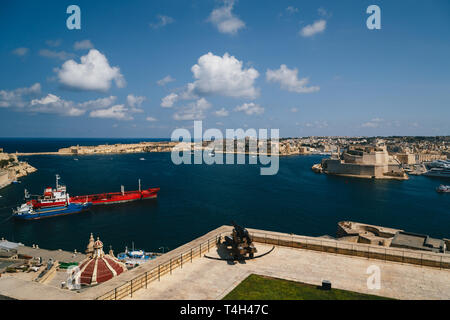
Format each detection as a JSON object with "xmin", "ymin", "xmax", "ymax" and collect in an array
[{"xmin": 70, "ymin": 188, "xmax": 160, "ymax": 205}]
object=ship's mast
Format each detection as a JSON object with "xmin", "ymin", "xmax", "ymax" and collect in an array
[
  {"xmin": 55, "ymin": 174, "xmax": 60, "ymax": 189},
  {"xmin": 138, "ymin": 179, "xmax": 141, "ymax": 192}
]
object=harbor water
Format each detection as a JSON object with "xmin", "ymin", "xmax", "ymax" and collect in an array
[{"xmin": 0, "ymin": 138, "xmax": 448, "ymax": 253}]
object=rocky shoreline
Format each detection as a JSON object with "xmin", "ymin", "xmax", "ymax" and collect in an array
[{"xmin": 0, "ymin": 153, "xmax": 37, "ymax": 189}]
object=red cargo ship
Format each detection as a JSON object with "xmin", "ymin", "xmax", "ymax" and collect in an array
[{"xmin": 70, "ymin": 180, "xmax": 159, "ymax": 205}]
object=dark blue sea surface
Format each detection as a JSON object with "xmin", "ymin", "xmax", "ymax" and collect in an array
[{"xmin": 0, "ymin": 138, "xmax": 448, "ymax": 254}]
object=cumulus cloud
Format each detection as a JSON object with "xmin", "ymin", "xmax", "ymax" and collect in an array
[
  {"xmin": 74, "ymin": 40, "xmax": 94, "ymax": 50},
  {"xmin": 157, "ymin": 75, "xmax": 175, "ymax": 86},
  {"xmin": 208, "ymin": 0, "xmax": 245, "ymax": 35},
  {"xmin": 30, "ymin": 94, "xmax": 85, "ymax": 116},
  {"xmin": 361, "ymin": 118, "xmax": 385, "ymax": 128},
  {"xmin": 12, "ymin": 47, "xmax": 29, "ymax": 56},
  {"xmin": 126, "ymin": 94, "xmax": 145, "ymax": 113},
  {"xmin": 150, "ymin": 15, "xmax": 175, "ymax": 29},
  {"xmin": 188, "ymin": 52, "xmax": 259, "ymax": 99},
  {"xmin": 161, "ymin": 93, "xmax": 178, "ymax": 108},
  {"xmin": 78, "ymin": 96, "xmax": 117, "ymax": 110},
  {"xmin": 90, "ymin": 105, "xmax": 133, "ymax": 120},
  {"xmin": 30, "ymin": 94, "xmax": 120, "ymax": 117},
  {"xmin": 266, "ymin": 65, "xmax": 319, "ymax": 93},
  {"xmin": 56, "ymin": 49, "xmax": 125, "ymax": 91},
  {"xmin": 234, "ymin": 102, "xmax": 264, "ymax": 115},
  {"xmin": 173, "ymin": 98, "xmax": 211, "ymax": 120},
  {"xmin": 39, "ymin": 49, "xmax": 75, "ymax": 60},
  {"xmin": 300, "ymin": 19, "xmax": 326, "ymax": 37},
  {"xmin": 0, "ymin": 83, "xmax": 145, "ymax": 120},
  {"xmin": 0, "ymin": 83, "xmax": 41, "ymax": 108},
  {"xmin": 214, "ymin": 108, "xmax": 229, "ymax": 117}
]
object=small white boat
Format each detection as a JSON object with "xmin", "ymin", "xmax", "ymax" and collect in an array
[
  {"xmin": 139, "ymin": 158, "xmax": 145, "ymax": 161},
  {"xmin": 436, "ymin": 185, "xmax": 450, "ymax": 193},
  {"xmin": 117, "ymin": 245, "xmax": 159, "ymax": 267}
]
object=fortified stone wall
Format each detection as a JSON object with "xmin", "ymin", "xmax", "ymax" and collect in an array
[{"xmin": 323, "ymin": 159, "xmax": 377, "ymax": 177}]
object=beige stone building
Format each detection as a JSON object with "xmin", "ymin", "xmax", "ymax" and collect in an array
[
  {"xmin": 319, "ymin": 143, "xmax": 408, "ymax": 179},
  {"xmin": 395, "ymin": 153, "xmax": 416, "ymax": 165}
]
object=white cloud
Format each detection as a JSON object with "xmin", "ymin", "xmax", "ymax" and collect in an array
[
  {"xmin": 46, "ymin": 39, "xmax": 62, "ymax": 47},
  {"xmin": 157, "ymin": 75, "xmax": 175, "ymax": 86},
  {"xmin": 361, "ymin": 118, "xmax": 384, "ymax": 128},
  {"xmin": 214, "ymin": 108, "xmax": 229, "ymax": 117},
  {"xmin": 286, "ymin": 6, "xmax": 299, "ymax": 14},
  {"xmin": 78, "ymin": 96, "xmax": 117, "ymax": 110},
  {"xmin": 300, "ymin": 19, "xmax": 326, "ymax": 37},
  {"xmin": 0, "ymin": 83, "xmax": 41, "ymax": 108},
  {"xmin": 90, "ymin": 104, "xmax": 133, "ymax": 120},
  {"xmin": 188, "ymin": 52, "xmax": 259, "ymax": 99},
  {"xmin": 150, "ymin": 15, "xmax": 175, "ymax": 29},
  {"xmin": 161, "ymin": 93, "xmax": 178, "ymax": 108},
  {"xmin": 305, "ymin": 120, "xmax": 328, "ymax": 128},
  {"xmin": 318, "ymin": 7, "xmax": 331, "ymax": 18},
  {"xmin": 0, "ymin": 84, "xmax": 143, "ymax": 119},
  {"xmin": 208, "ymin": 0, "xmax": 245, "ymax": 35},
  {"xmin": 39, "ymin": 49, "xmax": 75, "ymax": 60},
  {"xmin": 74, "ymin": 40, "xmax": 94, "ymax": 50},
  {"xmin": 30, "ymin": 94, "xmax": 85, "ymax": 116},
  {"xmin": 266, "ymin": 64, "xmax": 319, "ymax": 93},
  {"xmin": 146, "ymin": 116, "xmax": 157, "ymax": 122},
  {"xmin": 30, "ymin": 94, "xmax": 120, "ymax": 117},
  {"xmin": 12, "ymin": 47, "xmax": 29, "ymax": 56},
  {"xmin": 126, "ymin": 94, "xmax": 145, "ymax": 113},
  {"xmin": 173, "ymin": 98, "xmax": 211, "ymax": 120},
  {"xmin": 56, "ymin": 49, "xmax": 125, "ymax": 91},
  {"xmin": 234, "ymin": 102, "xmax": 264, "ymax": 115}
]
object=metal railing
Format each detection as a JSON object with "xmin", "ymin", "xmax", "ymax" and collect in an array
[
  {"xmin": 97, "ymin": 230, "xmax": 450, "ymax": 300},
  {"xmin": 96, "ymin": 234, "xmax": 221, "ymax": 300}
]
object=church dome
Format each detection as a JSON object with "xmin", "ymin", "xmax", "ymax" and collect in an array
[{"xmin": 79, "ymin": 234, "xmax": 127, "ymax": 285}]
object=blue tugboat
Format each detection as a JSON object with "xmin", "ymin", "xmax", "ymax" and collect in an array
[{"xmin": 13, "ymin": 201, "xmax": 92, "ymax": 220}]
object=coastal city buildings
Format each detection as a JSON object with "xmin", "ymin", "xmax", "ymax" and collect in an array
[{"xmin": 11, "ymin": 136, "xmax": 449, "ymax": 162}]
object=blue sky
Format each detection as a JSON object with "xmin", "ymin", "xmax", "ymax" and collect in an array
[{"xmin": 0, "ymin": 0, "xmax": 449, "ymax": 138}]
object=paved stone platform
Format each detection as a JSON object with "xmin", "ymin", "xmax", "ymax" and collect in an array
[{"xmin": 126, "ymin": 244, "xmax": 450, "ymax": 300}]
